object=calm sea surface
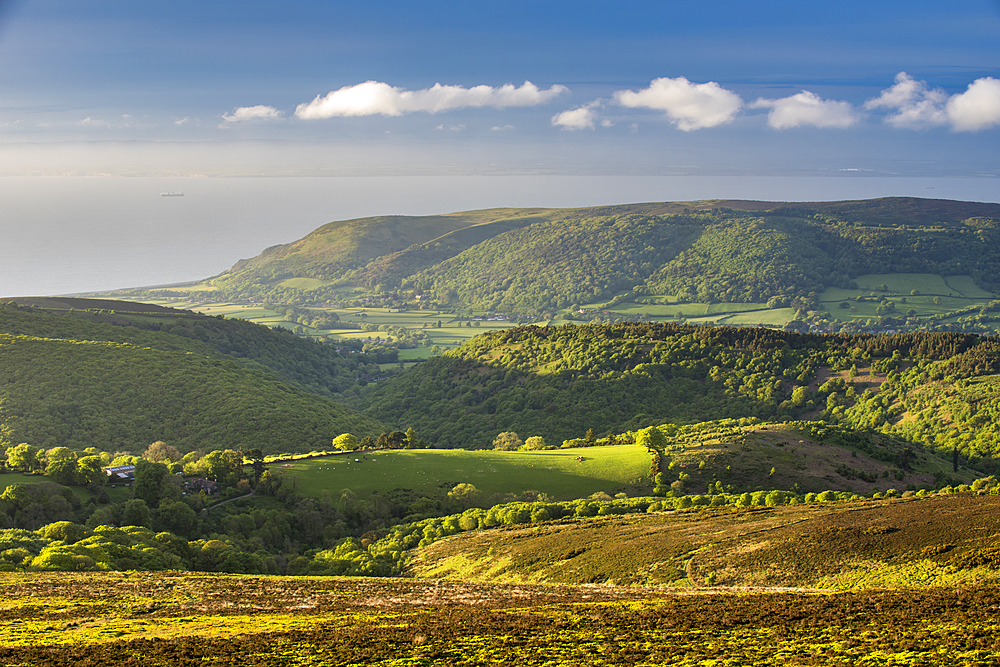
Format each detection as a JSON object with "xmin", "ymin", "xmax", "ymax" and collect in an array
[{"xmin": 1, "ymin": 175, "xmax": 997, "ymax": 298}]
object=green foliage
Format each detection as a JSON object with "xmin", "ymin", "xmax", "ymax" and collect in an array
[
  {"xmin": 635, "ymin": 426, "xmax": 668, "ymax": 451},
  {"xmin": 6, "ymin": 443, "xmax": 40, "ymax": 473},
  {"xmin": 349, "ymin": 322, "xmax": 1000, "ymax": 458},
  {"xmin": 492, "ymin": 431, "xmax": 522, "ymax": 451},
  {"xmin": 132, "ymin": 459, "xmax": 169, "ymax": 506},
  {"xmin": 0, "ymin": 305, "xmax": 386, "ymax": 453},
  {"xmin": 522, "ymin": 436, "xmax": 547, "ymax": 450},
  {"xmin": 130, "ymin": 198, "xmax": 1000, "ymax": 319},
  {"xmin": 332, "ymin": 433, "xmax": 361, "ymax": 451}
]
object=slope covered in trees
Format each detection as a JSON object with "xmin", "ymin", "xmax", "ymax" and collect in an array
[
  {"xmin": 0, "ymin": 302, "xmax": 385, "ymax": 453},
  {"xmin": 3, "ymin": 298, "xmax": 383, "ymax": 396},
  {"xmin": 125, "ymin": 197, "xmax": 1000, "ymax": 316},
  {"xmin": 347, "ymin": 323, "xmax": 1000, "ymax": 468}
]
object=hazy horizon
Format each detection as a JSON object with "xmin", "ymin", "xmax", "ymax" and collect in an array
[
  {"xmin": 2, "ymin": 1, "xmax": 998, "ymax": 297},
  {"xmin": 2, "ymin": 174, "xmax": 998, "ymax": 299}
]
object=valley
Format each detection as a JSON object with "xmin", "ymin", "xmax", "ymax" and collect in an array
[{"xmin": 5, "ymin": 196, "xmax": 1000, "ymax": 663}]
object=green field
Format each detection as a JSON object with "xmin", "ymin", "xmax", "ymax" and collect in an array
[
  {"xmin": 137, "ymin": 298, "xmax": 529, "ymax": 354},
  {"xmin": 0, "ymin": 472, "xmax": 49, "ymax": 492},
  {"xmin": 274, "ymin": 445, "xmax": 653, "ymax": 499}
]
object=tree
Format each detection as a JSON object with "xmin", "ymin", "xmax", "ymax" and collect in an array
[
  {"xmin": 522, "ymin": 436, "xmax": 547, "ymax": 450},
  {"xmin": 332, "ymin": 433, "xmax": 361, "ymax": 451},
  {"xmin": 635, "ymin": 426, "xmax": 667, "ymax": 452},
  {"xmin": 45, "ymin": 457, "xmax": 79, "ymax": 486},
  {"xmin": 246, "ymin": 448, "xmax": 266, "ymax": 484},
  {"xmin": 492, "ymin": 432, "xmax": 523, "ymax": 451},
  {"xmin": 202, "ymin": 450, "xmax": 238, "ymax": 483},
  {"xmin": 133, "ymin": 459, "xmax": 169, "ymax": 507},
  {"xmin": 157, "ymin": 499, "xmax": 197, "ymax": 536},
  {"xmin": 121, "ymin": 499, "xmax": 152, "ymax": 528},
  {"xmin": 791, "ymin": 386, "xmax": 811, "ymax": 407},
  {"xmin": 6, "ymin": 443, "xmax": 40, "ymax": 473},
  {"xmin": 77, "ymin": 456, "xmax": 106, "ymax": 486},
  {"xmin": 448, "ymin": 483, "xmax": 483, "ymax": 510},
  {"xmin": 144, "ymin": 441, "xmax": 180, "ymax": 463}
]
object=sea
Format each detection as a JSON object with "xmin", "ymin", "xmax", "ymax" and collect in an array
[{"xmin": 1, "ymin": 174, "xmax": 998, "ymax": 298}]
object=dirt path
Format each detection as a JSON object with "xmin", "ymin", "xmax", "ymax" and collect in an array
[{"xmin": 203, "ymin": 489, "xmax": 254, "ymax": 511}]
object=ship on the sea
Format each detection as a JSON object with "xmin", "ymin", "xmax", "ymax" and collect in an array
[{"xmin": 160, "ymin": 192, "xmax": 184, "ymax": 197}]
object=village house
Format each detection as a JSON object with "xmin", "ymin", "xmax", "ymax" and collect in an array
[{"xmin": 184, "ymin": 478, "xmax": 221, "ymax": 495}]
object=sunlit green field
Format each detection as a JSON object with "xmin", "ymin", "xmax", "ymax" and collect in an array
[
  {"xmin": 273, "ymin": 445, "xmax": 652, "ymax": 500},
  {"xmin": 0, "ymin": 472, "xmax": 49, "ymax": 492}
]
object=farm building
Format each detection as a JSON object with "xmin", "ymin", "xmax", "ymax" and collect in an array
[{"xmin": 102, "ymin": 464, "xmax": 135, "ymax": 481}]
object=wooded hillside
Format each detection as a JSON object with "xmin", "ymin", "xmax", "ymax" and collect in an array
[{"xmin": 137, "ymin": 197, "xmax": 1000, "ymax": 316}]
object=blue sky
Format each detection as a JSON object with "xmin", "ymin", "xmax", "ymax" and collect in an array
[{"xmin": 2, "ymin": 0, "xmax": 999, "ymax": 177}]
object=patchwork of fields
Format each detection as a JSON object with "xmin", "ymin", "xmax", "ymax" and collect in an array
[{"xmin": 135, "ymin": 272, "xmax": 1000, "ymax": 360}]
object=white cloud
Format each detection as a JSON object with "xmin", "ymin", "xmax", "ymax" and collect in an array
[
  {"xmin": 222, "ymin": 105, "xmax": 282, "ymax": 123},
  {"xmin": 295, "ymin": 81, "xmax": 567, "ymax": 119},
  {"xmin": 174, "ymin": 117, "xmax": 190, "ymax": 126},
  {"xmin": 865, "ymin": 72, "xmax": 948, "ymax": 129},
  {"xmin": 434, "ymin": 123, "xmax": 466, "ymax": 132},
  {"xmin": 751, "ymin": 91, "xmax": 859, "ymax": 129},
  {"xmin": 946, "ymin": 77, "xmax": 1000, "ymax": 132},
  {"xmin": 77, "ymin": 115, "xmax": 142, "ymax": 129},
  {"xmin": 551, "ymin": 101, "xmax": 602, "ymax": 130},
  {"xmin": 613, "ymin": 77, "xmax": 742, "ymax": 131},
  {"xmin": 491, "ymin": 124, "xmax": 515, "ymax": 131}
]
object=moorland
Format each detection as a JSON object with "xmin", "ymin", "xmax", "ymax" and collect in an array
[{"xmin": 4, "ymin": 196, "xmax": 1000, "ymax": 664}]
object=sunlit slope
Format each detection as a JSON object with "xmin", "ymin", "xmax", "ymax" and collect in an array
[
  {"xmin": 350, "ymin": 322, "xmax": 1000, "ymax": 464},
  {"xmin": 172, "ymin": 197, "xmax": 1000, "ymax": 313},
  {"xmin": 0, "ymin": 334, "xmax": 384, "ymax": 453},
  {"xmin": 2, "ymin": 298, "xmax": 381, "ymax": 396},
  {"xmin": 412, "ymin": 492, "xmax": 1000, "ymax": 587},
  {"xmin": 0, "ymin": 302, "xmax": 385, "ymax": 453}
]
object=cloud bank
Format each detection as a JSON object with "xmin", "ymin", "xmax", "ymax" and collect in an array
[
  {"xmin": 295, "ymin": 81, "xmax": 567, "ymax": 119},
  {"xmin": 752, "ymin": 91, "xmax": 859, "ymax": 129},
  {"xmin": 866, "ymin": 72, "xmax": 1000, "ymax": 132},
  {"xmin": 613, "ymin": 77, "xmax": 742, "ymax": 131}
]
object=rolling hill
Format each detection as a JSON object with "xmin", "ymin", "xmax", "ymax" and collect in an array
[
  {"xmin": 119, "ymin": 197, "xmax": 1000, "ymax": 318},
  {"xmin": 0, "ymin": 300, "xmax": 385, "ymax": 454},
  {"xmin": 411, "ymin": 491, "xmax": 1000, "ymax": 588},
  {"xmin": 345, "ymin": 322, "xmax": 1000, "ymax": 469}
]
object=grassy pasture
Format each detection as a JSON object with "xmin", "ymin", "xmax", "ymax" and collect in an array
[
  {"xmin": 274, "ymin": 445, "xmax": 652, "ymax": 500},
  {"xmin": 277, "ymin": 277, "xmax": 326, "ymax": 290},
  {"xmin": 850, "ymin": 272, "xmax": 995, "ymax": 298},
  {"xmin": 0, "ymin": 472, "xmax": 51, "ymax": 492}
]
